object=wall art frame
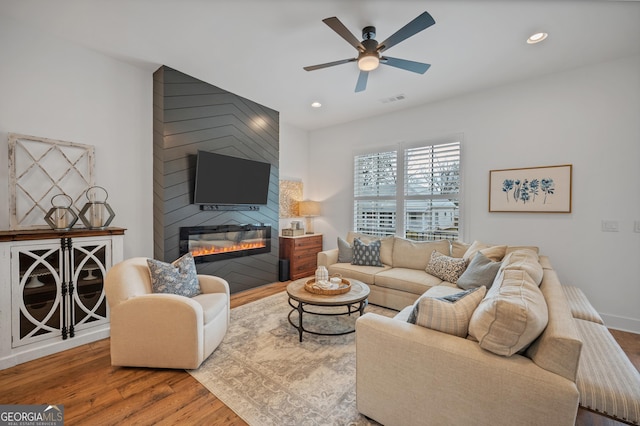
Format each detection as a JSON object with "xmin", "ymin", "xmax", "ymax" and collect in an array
[
  {"xmin": 489, "ymin": 164, "xmax": 572, "ymax": 213},
  {"xmin": 8, "ymin": 133, "xmax": 95, "ymax": 229},
  {"xmin": 279, "ymin": 179, "xmax": 303, "ymax": 218}
]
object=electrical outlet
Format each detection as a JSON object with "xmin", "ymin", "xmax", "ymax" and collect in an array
[{"xmin": 601, "ymin": 220, "xmax": 619, "ymax": 232}]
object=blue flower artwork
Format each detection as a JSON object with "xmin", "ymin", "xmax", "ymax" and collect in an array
[
  {"xmin": 490, "ymin": 165, "xmax": 571, "ymax": 213},
  {"xmin": 503, "ymin": 177, "xmax": 554, "ymax": 204}
]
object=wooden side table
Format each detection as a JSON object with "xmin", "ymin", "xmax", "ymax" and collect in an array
[{"xmin": 279, "ymin": 234, "xmax": 323, "ymax": 280}]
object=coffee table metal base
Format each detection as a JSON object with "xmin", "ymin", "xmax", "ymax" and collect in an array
[
  {"xmin": 288, "ymin": 298, "xmax": 368, "ymax": 342},
  {"xmin": 287, "ymin": 298, "xmax": 368, "ymax": 342}
]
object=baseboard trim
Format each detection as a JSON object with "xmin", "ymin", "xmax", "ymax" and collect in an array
[{"xmin": 600, "ymin": 313, "xmax": 640, "ymax": 334}]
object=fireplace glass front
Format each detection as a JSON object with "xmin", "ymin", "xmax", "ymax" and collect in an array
[{"xmin": 179, "ymin": 224, "xmax": 271, "ymax": 263}]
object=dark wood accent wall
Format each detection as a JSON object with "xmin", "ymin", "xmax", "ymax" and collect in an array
[{"xmin": 153, "ymin": 66, "xmax": 279, "ymax": 293}]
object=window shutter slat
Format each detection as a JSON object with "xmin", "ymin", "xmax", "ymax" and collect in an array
[{"xmin": 354, "ymin": 141, "xmax": 460, "ymax": 241}]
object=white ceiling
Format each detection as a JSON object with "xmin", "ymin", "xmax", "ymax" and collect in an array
[{"xmin": 2, "ymin": 1, "xmax": 639, "ymax": 130}]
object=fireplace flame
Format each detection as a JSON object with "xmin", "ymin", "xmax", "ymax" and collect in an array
[{"xmin": 190, "ymin": 241, "xmax": 267, "ymax": 257}]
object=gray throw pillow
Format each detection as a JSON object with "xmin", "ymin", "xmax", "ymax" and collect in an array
[
  {"xmin": 457, "ymin": 251, "xmax": 502, "ymax": 290},
  {"xmin": 337, "ymin": 237, "xmax": 353, "ymax": 263},
  {"xmin": 147, "ymin": 253, "xmax": 201, "ymax": 297},
  {"xmin": 351, "ymin": 238, "xmax": 383, "ymax": 267}
]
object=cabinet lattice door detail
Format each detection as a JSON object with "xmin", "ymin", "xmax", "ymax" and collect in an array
[
  {"xmin": 12, "ymin": 244, "xmax": 63, "ymax": 346},
  {"xmin": 10, "ymin": 238, "xmax": 110, "ymax": 348},
  {"xmin": 72, "ymin": 242, "xmax": 109, "ymax": 330}
]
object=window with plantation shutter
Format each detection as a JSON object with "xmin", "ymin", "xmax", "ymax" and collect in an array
[
  {"xmin": 354, "ymin": 138, "xmax": 461, "ymax": 241},
  {"xmin": 353, "ymin": 151, "xmax": 397, "ymax": 237}
]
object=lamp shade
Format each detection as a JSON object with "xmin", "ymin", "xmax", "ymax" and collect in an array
[{"xmin": 298, "ymin": 200, "xmax": 321, "ymax": 217}]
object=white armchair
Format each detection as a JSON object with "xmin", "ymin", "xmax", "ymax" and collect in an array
[{"xmin": 105, "ymin": 257, "xmax": 230, "ymax": 369}]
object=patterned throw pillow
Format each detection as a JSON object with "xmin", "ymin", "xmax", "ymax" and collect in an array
[
  {"xmin": 407, "ymin": 286, "xmax": 487, "ymax": 337},
  {"xmin": 425, "ymin": 250, "xmax": 468, "ymax": 283},
  {"xmin": 351, "ymin": 238, "xmax": 383, "ymax": 267},
  {"xmin": 147, "ymin": 253, "xmax": 201, "ymax": 297}
]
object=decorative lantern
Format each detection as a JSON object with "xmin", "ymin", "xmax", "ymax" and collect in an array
[
  {"xmin": 44, "ymin": 194, "xmax": 78, "ymax": 231},
  {"xmin": 79, "ymin": 186, "xmax": 115, "ymax": 229}
]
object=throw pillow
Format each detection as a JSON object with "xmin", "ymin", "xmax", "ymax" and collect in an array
[
  {"xmin": 457, "ymin": 252, "xmax": 502, "ymax": 290},
  {"xmin": 337, "ymin": 237, "xmax": 353, "ymax": 263},
  {"xmin": 468, "ymin": 269, "xmax": 548, "ymax": 356},
  {"xmin": 463, "ymin": 240, "xmax": 507, "ymax": 262},
  {"xmin": 501, "ymin": 249, "xmax": 543, "ymax": 285},
  {"xmin": 147, "ymin": 253, "xmax": 201, "ymax": 297},
  {"xmin": 351, "ymin": 238, "xmax": 383, "ymax": 267},
  {"xmin": 346, "ymin": 232, "xmax": 394, "ymax": 265},
  {"xmin": 407, "ymin": 286, "xmax": 487, "ymax": 337},
  {"xmin": 425, "ymin": 250, "xmax": 468, "ymax": 283}
]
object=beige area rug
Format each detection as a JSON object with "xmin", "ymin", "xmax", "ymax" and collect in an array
[{"xmin": 188, "ymin": 291, "xmax": 396, "ymax": 425}]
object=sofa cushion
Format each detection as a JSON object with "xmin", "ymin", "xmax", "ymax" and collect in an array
[
  {"xmin": 328, "ymin": 263, "xmax": 392, "ymax": 285},
  {"xmin": 501, "ymin": 249, "xmax": 543, "ymax": 285},
  {"xmin": 451, "ymin": 240, "xmax": 471, "ymax": 258},
  {"xmin": 147, "ymin": 253, "xmax": 201, "ymax": 297},
  {"xmin": 561, "ymin": 285, "xmax": 604, "ymax": 324},
  {"xmin": 374, "ymin": 268, "xmax": 443, "ymax": 295},
  {"xmin": 469, "ymin": 269, "xmax": 548, "ymax": 356},
  {"xmin": 408, "ymin": 286, "xmax": 487, "ymax": 337},
  {"xmin": 539, "ymin": 255, "xmax": 553, "ymax": 270},
  {"xmin": 525, "ymin": 269, "xmax": 583, "ymax": 382},
  {"xmin": 574, "ymin": 318, "xmax": 640, "ymax": 425},
  {"xmin": 192, "ymin": 292, "xmax": 228, "ymax": 324},
  {"xmin": 463, "ymin": 240, "xmax": 507, "ymax": 262},
  {"xmin": 505, "ymin": 245, "xmax": 539, "ymax": 256},
  {"xmin": 457, "ymin": 251, "xmax": 502, "ymax": 290},
  {"xmin": 346, "ymin": 232, "xmax": 394, "ymax": 265},
  {"xmin": 392, "ymin": 238, "xmax": 450, "ymax": 270},
  {"xmin": 352, "ymin": 238, "xmax": 383, "ymax": 267},
  {"xmin": 337, "ymin": 237, "xmax": 353, "ymax": 263},
  {"xmin": 425, "ymin": 251, "xmax": 468, "ymax": 283}
]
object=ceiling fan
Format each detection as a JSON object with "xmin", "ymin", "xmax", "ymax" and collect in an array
[{"xmin": 303, "ymin": 11, "xmax": 436, "ymax": 92}]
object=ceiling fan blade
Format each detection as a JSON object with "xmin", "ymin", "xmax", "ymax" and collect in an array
[
  {"xmin": 377, "ymin": 11, "xmax": 435, "ymax": 53},
  {"xmin": 323, "ymin": 17, "xmax": 365, "ymax": 51},
  {"xmin": 355, "ymin": 71, "xmax": 369, "ymax": 92},
  {"xmin": 304, "ymin": 58, "xmax": 356, "ymax": 71},
  {"xmin": 381, "ymin": 56, "xmax": 431, "ymax": 74}
]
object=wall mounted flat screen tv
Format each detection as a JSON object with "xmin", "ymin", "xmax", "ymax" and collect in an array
[{"xmin": 193, "ymin": 150, "xmax": 271, "ymax": 205}]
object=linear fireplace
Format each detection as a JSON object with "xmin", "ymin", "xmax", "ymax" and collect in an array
[{"xmin": 179, "ymin": 224, "xmax": 271, "ymax": 263}]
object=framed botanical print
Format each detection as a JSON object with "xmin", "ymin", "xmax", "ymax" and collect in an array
[{"xmin": 489, "ymin": 164, "xmax": 572, "ymax": 213}]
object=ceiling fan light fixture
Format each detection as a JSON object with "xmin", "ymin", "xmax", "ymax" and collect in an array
[
  {"xmin": 358, "ymin": 55, "xmax": 380, "ymax": 71},
  {"xmin": 527, "ymin": 32, "xmax": 548, "ymax": 44}
]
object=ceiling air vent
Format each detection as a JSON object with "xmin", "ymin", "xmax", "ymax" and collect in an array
[{"xmin": 379, "ymin": 94, "xmax": 406, "ymax": 104}]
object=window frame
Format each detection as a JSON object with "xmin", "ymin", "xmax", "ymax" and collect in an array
[{"xmin": 352, "ymin": 134, "xmax": 464, "ymax": 241}]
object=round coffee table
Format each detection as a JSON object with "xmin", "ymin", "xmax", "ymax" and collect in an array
[{"xmin": 286, "ymin": 277, "xmax": 370, "ymax": 342}]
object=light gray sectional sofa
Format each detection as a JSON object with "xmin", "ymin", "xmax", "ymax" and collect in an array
[{"xmin": 317, "ymin": 232, "xmax": 640, "ymax": 426}]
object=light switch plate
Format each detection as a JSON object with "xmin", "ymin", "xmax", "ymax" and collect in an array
[
  {"xmin": 601, "ymin": 220, "xmax": 619, "ymax": 232},
  {"xmin": 635, "ymin": 221, "xmax": 640, "ymax": 233}
]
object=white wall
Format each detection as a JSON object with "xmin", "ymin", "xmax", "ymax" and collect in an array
[
  {"xmin": 307, "ymin": 55, "xmax": 640, "ymax": 333},
  {"xmin": 0, "ymin": 15, "xmax": 154, "ymax": 259},
  {"xmin": 278, "ymin": 122, "xmax": 310, "ymax": 231}
]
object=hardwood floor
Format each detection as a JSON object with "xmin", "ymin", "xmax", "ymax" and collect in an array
[{"xmin": 0, "ymin": 280, "xmax": 637, "ymax": 425}]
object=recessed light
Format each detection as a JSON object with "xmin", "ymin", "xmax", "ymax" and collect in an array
[
  {"xmin": 527, "ymin": 32, "xmax": 548, "ymax": 44},
  {"xmin": 311, "ymin": 101, "xmax": 322, "ymax": 108}
]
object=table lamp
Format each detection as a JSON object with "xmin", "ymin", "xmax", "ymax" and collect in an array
[{"xmin": 298, "ymin": 200, "xmax": 321, "ymax": 234}]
